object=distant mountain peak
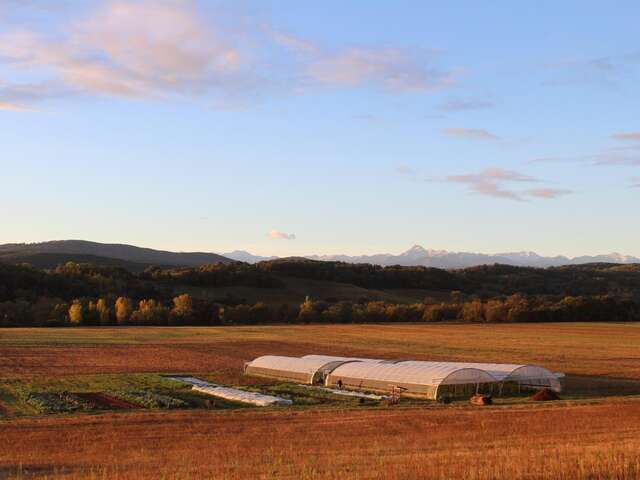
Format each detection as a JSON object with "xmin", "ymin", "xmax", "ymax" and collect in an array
[
  {"xmin": 305, "ymin": 245, "xmax": 639, "ymax": 269},
  {"xmin": 401, "ymin": 245, "xmax": 449, "ymax": 258}
]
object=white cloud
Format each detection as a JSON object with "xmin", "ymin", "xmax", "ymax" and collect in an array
[
  {"xmin": 442, "ymin": 127, "xmax": 499, "ymax": 141},
  {"xmin": 268, "ymin": 230, "xmax": 296, "ymax": 240}
]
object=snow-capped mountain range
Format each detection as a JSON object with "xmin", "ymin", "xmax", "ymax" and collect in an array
[{"xmin": 224, "ymin": 245, "xmax": 640, "ymax": 269}]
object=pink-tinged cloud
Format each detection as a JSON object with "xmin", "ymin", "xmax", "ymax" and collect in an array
[
  {"xmin": 0, "ymin": 101, "xmax": 36, "ymax": 112},
  {"xmin": 526, "ymin": 188, "xmax": 573, "ymax": 199},
  {"xmin": 269, "ymin": 230, "xmax": 296, "ymax": 240},
  {"xmin": 305, "ymin": 47, "xmax": 453, "ymax": 92},
  {"xmin": 442, "ymin": 127, "xmax": 499, "ymax": 140},
  {"xmin": 447, "ymin": 168, "xmax": 536, "ymax": 201},
  {"xmin": 0, "ymin": 2, "xmax": 250, "ymax": 99},
  {"xmin": 612, "ymin": 132, "xmax": 640, "ymax": 141},
  {"xmin": 0, "ymin": 4, "xmax": 457, "ymax": 107},
  {"xmin": 446, "ymin": 168, "xmax": 572, "ymax": 201},
  {"xmin": 448, "ymin": 168, "xmax": 536, "ymax": 184}
]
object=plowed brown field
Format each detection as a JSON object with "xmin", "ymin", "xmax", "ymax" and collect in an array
[
  {"xmin": 1, "ymin": 400, "xmax": 640, "ymax": 479},
  {"xmin": 1, "ymin": 323, "xmax": 640, "ymax": 479}
]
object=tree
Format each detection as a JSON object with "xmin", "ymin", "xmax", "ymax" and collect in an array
[
  {"xmin": 298, "ymin": 296, "xmax": 325, "ymax": 322},
  {"xmin": 170, "ymin": 294, "xmax": 194, "ymax": 324},
  {"xmin": 95, "ymin": 298, "xmax": 112, "ymax": 325},
  {"xmin": 130, "ymin": 299, "xmax": 168, "ymax": 325},
  {"xmin": 115, "ymin": 297, "xmax": 133, "ymax": 325},
  {"xmin": 460, "ymin": 299, "xmax": 484, "ymax": 322},
  {"xmin": 68, "ymin": 300, "xmax": 83, "ymax": 325}
]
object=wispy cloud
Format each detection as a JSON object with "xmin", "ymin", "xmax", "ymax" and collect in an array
[
  {"xmin": 0, "ymin": 2, "xmax": 247, "ymax": 99},
  {"xmin": 0, "ymin": 101, "xmax": 37, "ymax": 112},
  {"xmin": 446, "ymin": 168, "xmax": 536, "ymax": 201},
  {"xmin": 0, "ymin": 2, "xmax": 457, "ymax": 109},
  {"xmin": 543, "ymin": 51, "xmax": 640, "ymax": 88},
  {"xmin": 530, "ymin": 151, "xmax": 640, "ymax": 167},
  {"xmin": 268, "ymin": 230, "xmax": 296, "ymax": 240},
  {"xmin": 612, "ymin": 132, "xmax": 640, "ymax": 141},
  {"xmin": 304, "ymin": 47, "xmax": 453, "ymax": 92},
  {"xmin": 442, "ymin": 127, "xmax": 499, "ymax": 141},
  {"xmin": 438, "ymin": 98, "xmax": 494, "ymax": 112},
  {"xmin": 445, "ymin": 168, "xmax": 571, "ymax": 201},
  {"xmin": 526, "ymin": 188, "xmax": 573, "ymax": 199},
  {"xmin": 395, "ymin": 164, "xmax": 416, "ymax": 176}
]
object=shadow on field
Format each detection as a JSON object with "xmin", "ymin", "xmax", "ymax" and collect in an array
[
  {"xmin": 0, "ymin": 464, "xmax": 87, "ymax": 478},
  {"xmin": 563, "ymin": 374, "xmax": 640, "ymax": 397}
]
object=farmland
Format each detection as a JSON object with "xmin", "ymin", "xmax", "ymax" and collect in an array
[{"xmin": 1, "ymin": 323, "xmax": 640, "ymax": 479}]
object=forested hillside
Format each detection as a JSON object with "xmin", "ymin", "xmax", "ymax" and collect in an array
[{"xmin": 1, "ymin": 258, "xmax": 639, "ymax": 327}]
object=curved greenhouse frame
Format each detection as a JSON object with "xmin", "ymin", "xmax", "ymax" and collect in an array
[
  {"xmin": 325, "ymin": 361, "xmax": 497, "ymax": 399},
  {"xmin": 244, "ymin": 355, "xmax": 563, "ymax": 399}
]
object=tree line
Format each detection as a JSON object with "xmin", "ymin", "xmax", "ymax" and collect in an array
[
  {"xmin": 1, "ymin": 292, "xmax": 638, "ymax": 327},
  {"xmin": 1, "ymin": 260, "xmax": 639, "ymax": 327}
]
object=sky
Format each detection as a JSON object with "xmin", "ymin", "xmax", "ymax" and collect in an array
[{"xmin": 1, "ymin": 0, "xmax": 639, "ymax": 257}]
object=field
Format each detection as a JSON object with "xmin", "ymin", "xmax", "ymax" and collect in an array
[{"xmin": 1, "ymin": 323, "xmax": 640, "ymax": 479}]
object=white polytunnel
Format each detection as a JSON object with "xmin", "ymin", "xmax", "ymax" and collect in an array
[
  {"xmin": 325, "ymin": 361, "xmax": 497, "ymax": 399},
  {"xmin": 392, "ymin": 361, "xmax": 562, "ymax": 392},
  {"xmin": 244, "ymin": 354, "xmax": 563, "ymax": 400},
  {"xmin": 244, "ymin": 355, "xmax": 363, "ymax": 385}
]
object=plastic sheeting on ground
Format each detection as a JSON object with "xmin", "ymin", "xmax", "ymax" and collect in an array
[{"xmin": 168, "ymin": 376, "xmax": 292, "ymax": 407}]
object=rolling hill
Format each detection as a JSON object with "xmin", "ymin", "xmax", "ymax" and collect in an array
[{"xmin": 0, "ymin": 240, "xmax": 232, "ymax": 268}]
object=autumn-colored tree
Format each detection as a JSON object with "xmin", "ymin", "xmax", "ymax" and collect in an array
[
  {"xmin": 460, "ymin": 299, "xmax": 484, "ymax": 322},
  {"xmin": 298, "ymin": 296, "xmax": 324, "ymax": 322},
  {"xmin": 95, "ymin": 298, "xmax": 112, "ymax": 325},
  {"xmin": 131, "ymin": 299, "xmax": 168, "ymax": 325},
  {"xmin": 115, "ymin": 297, "xmax": 133, "ymax": 325},
  {"xmin": 68, "ymin": 300, "xmax": 83, "ymax": 325},
  {"xmin": 170, "ymin": 294, "xmax": 194, "ymax": 324}
]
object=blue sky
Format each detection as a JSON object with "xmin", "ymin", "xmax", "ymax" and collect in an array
[{"xmin": 1, "ymin": 1, "xmax": 639, "ymax": 257}]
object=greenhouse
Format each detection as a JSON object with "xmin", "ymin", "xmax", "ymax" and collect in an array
[
  {"xmin": 243, "ymin": 355, "xmax": 361, "ymax": 384},
  {"xmin": 245, "ymin": 354, "xmax": 563, "ymax": 400},
  {"xmin": 325, "ymin": 361, "xmax": 498, "ymax": 399}
]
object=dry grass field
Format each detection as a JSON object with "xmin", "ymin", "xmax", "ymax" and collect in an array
[{"xmin": 1, "ymin": 322, "xmax": 640, "ymax": 479}]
